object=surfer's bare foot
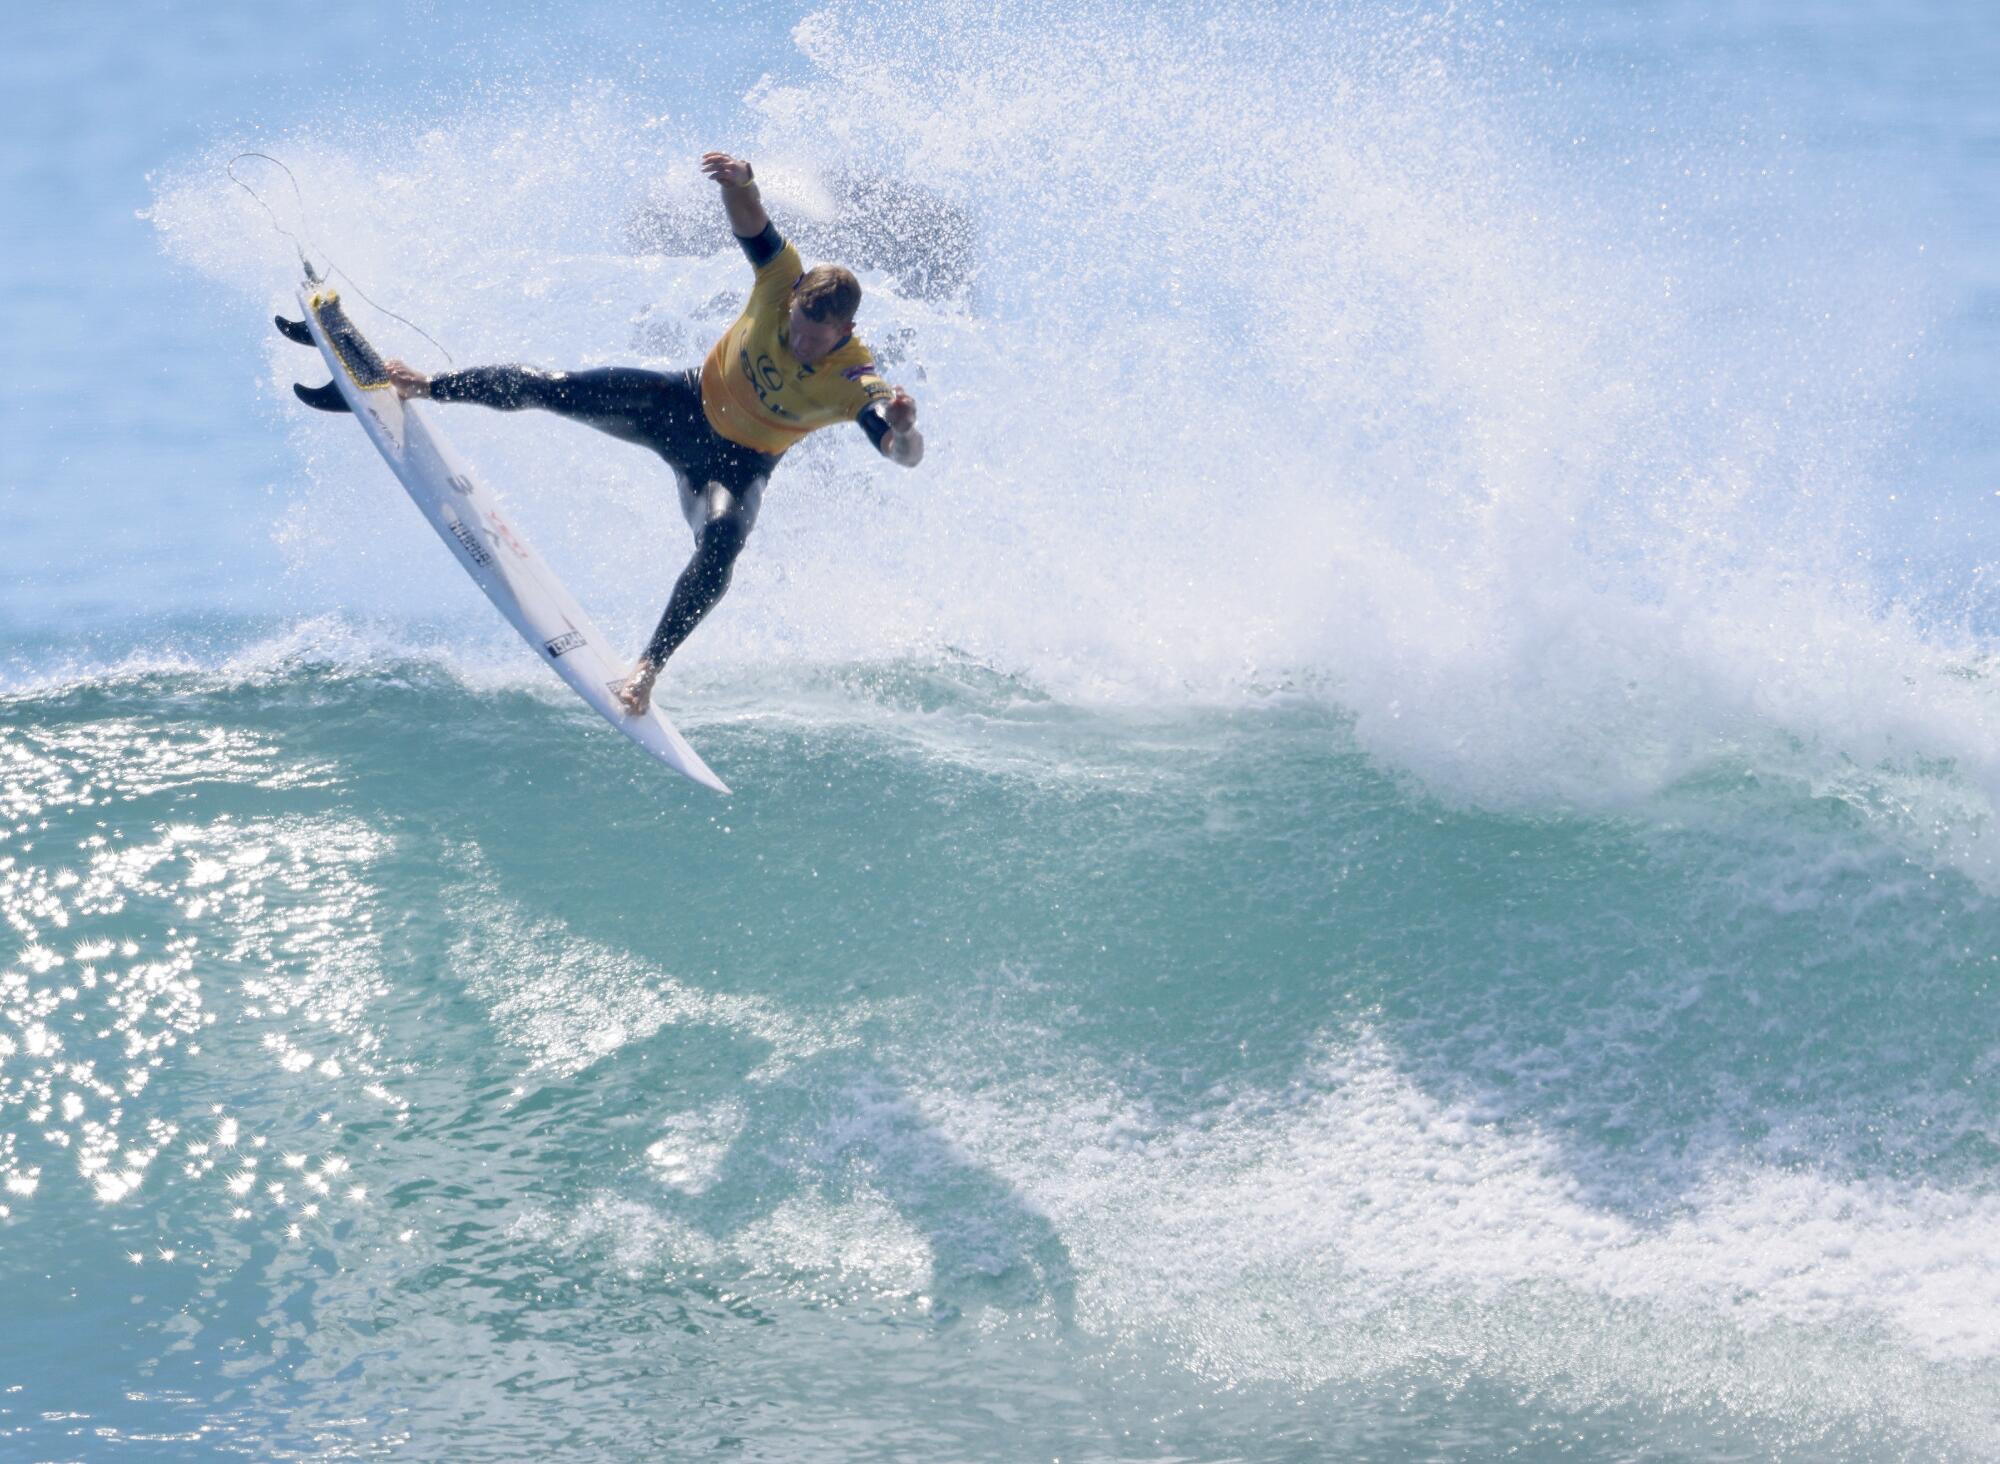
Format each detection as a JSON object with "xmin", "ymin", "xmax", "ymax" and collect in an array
[
  {"xmin": 384, "ymin": 359, "xmax": 431, "ymax": 399},
  {"xmin": 614, "ymin": 661, "xmax": 659, "ymax": 716}
]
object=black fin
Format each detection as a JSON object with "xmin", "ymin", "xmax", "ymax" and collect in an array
[
  {"xmin": 274, "ymin": 314, "xmax": 315, "ymax": 346},
  {"xmin": 293, "ymin": 380, "xmax": 352, "ymax": 413}
]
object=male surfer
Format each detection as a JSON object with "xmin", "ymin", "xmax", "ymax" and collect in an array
[{"xmin": 383, "ymin": 151, "xmax": 924, "ymax": 715}]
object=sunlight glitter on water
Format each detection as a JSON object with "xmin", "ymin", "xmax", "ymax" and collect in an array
[{"xmin": 0, "ymin": 714, "xmax": 396, "ymax": 1234}]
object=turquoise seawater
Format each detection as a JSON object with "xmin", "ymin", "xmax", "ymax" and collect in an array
[{"xmin": 6, "ymin": 1, "xmax": 2000, "ymax": 1459}]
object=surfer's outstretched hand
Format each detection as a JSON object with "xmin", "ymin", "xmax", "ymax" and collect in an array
[
  {"xmin": 701, "ymin": 152, "xmax": 753, "ymax": 188},
  {"xmin": 878, "ymin": 388, "xmax": 924, "ymax": 466},
  {"xmin": 384, "ymin": 360, "xmax": 431, "ymax": 399},
  {"xmin": 614, "ymin": 660, "xmax": 659, "ymax": 717}
]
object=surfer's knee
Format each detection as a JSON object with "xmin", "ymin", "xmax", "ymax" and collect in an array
[{"xmin": 697, "ymin": 513, "xmax": 750, "ymax": 570}]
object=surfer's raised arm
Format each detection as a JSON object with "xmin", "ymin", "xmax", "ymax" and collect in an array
[{"xmin": 701, "ymin": 152, "xmax": 769, "ymax": 240}]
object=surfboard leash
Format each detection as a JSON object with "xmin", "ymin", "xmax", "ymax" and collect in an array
[{"xmin": 227, "ymin": 152, "xmax": 455, "ymax": 366}]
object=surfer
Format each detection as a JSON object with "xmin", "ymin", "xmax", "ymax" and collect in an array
[{"xmin": 383, "ymin": 151, "xmax": 924, "ymax": 715}]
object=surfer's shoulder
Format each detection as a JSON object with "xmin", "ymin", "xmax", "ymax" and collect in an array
[
  {"xmin": 737, "ymin": 223, "xmax": 798, "ymax": 279},
  {"xmin": 824, "ymin": 336, "xmax": 875, "ymax": 371}
]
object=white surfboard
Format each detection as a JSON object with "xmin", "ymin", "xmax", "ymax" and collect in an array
[{"xmin": 290, "ymin": 283, "xmax": 729, "ymax": 794}]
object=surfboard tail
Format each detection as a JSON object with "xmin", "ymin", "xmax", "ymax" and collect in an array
[{"xmin": 288, "ymin": 281, "xmax": 733, "ymax": 793}]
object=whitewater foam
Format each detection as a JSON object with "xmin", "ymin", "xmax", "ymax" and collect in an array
[
  {"xmin": 141, "ymin": 0, "xmax": 2000, "ymax": 884},
  {"xmin": 904, "ymin": 1024, "xmax": 2000, "ymax": 1449}
]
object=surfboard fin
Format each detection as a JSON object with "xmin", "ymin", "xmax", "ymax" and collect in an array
[
  {"xmin": 274, "ymin": 314, "xmax": 315, "ymax": 346},
  {"xmin": 293, "ymin": 380, "xmax": 352, "ymax": 413}
]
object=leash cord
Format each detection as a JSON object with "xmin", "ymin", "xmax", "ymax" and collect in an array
[{"xmin": 227, "ymin": 152, "xmax": 456, "ymax": 366}]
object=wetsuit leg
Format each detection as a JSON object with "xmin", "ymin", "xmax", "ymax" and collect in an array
[
  {"xmin": 426, "ymin": 366, "xmax": 678, "ymax": 451},
  {"xmin": 641, "ymin": 476, "xmax": 767, "ymax": 669},
  {"xmin": 431, "ymin": 363, "xmax": 782, "ymax": 670}
]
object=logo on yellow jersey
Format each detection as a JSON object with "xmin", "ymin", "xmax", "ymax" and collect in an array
[{"xmin": 739, "ymin": 348, "xmax": 799, "ymax": 421}]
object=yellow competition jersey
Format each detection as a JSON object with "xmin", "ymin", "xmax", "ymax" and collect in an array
[{"xmin": 700, "ymin": 239, "xmax": 893, "ymax": 455}]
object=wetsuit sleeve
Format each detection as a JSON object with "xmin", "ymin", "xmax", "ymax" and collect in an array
[
  {"xmin": 858, "ymin": 402, "xmax": 892, "ymax": 452},
  {"xmin": 735, "ymin": 221, "xmax": 784, "ymax": 269}
]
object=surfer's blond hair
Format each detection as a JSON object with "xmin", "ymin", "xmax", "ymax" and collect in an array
[{"xmin": 795, "ymin": 264, "xmax": 862, "ymax": 323}]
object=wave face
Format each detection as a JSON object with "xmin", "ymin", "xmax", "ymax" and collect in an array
[
  {"xmin": 5, "ymin": 0, "xmax": 2000, "ymax": 1457},
  {"xmin": 4, "ymin": 647, "xmax": 1997, "ymax": 1457}
]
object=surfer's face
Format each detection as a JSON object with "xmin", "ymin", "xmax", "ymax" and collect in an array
[{"xmin": 786, "ymin": 300, "xmax": 850, "ymax": 366}]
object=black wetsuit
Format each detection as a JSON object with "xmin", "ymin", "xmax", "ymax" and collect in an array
[{"xmin": 425, "ymin": 223, "xmax": 890, "ymax": 671}]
